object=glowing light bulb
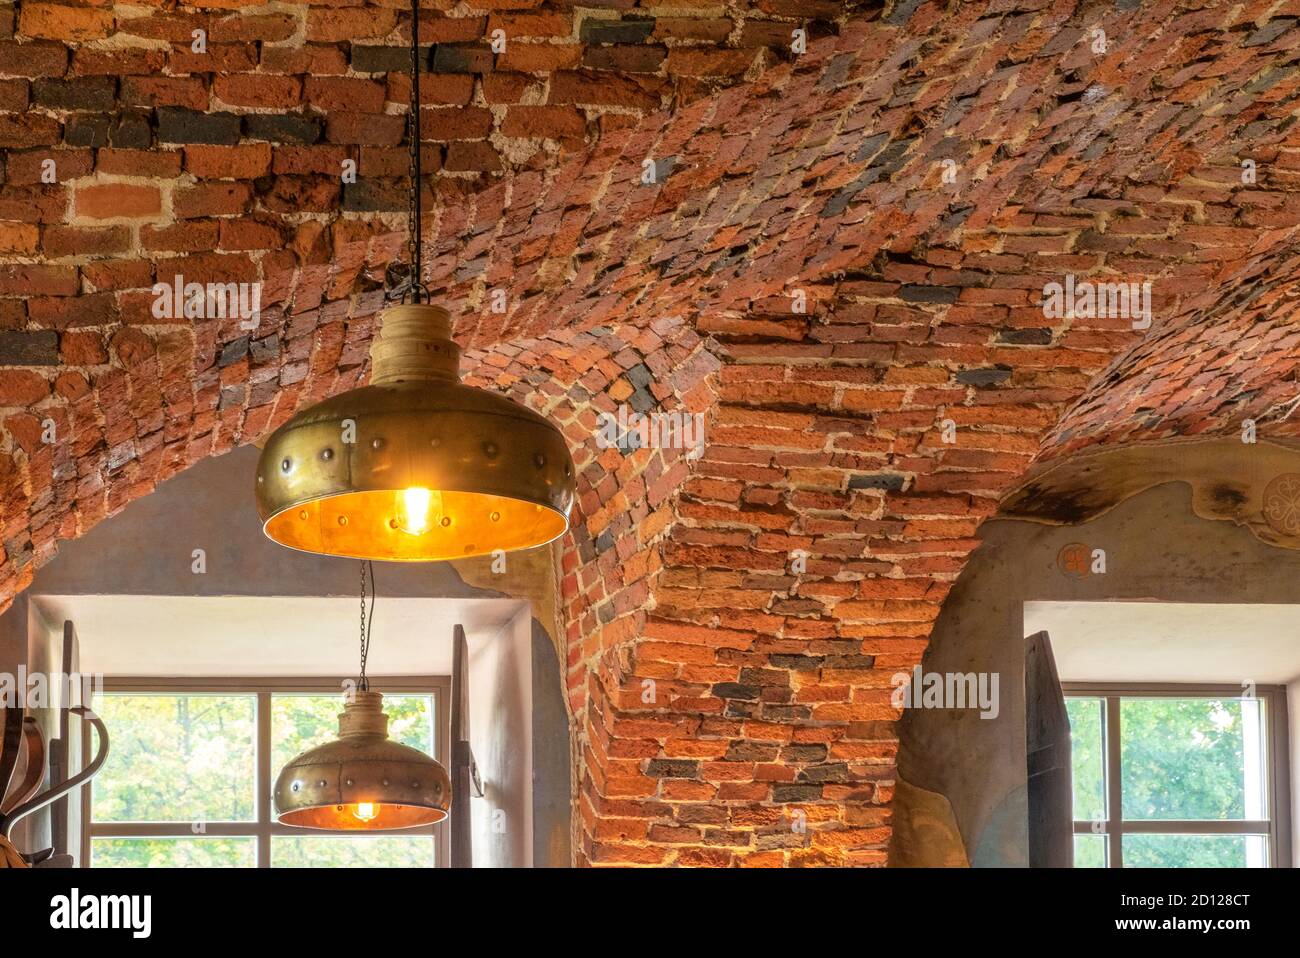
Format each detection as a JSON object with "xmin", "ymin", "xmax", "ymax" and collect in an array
[
  {"xmin": 398, "ymin": 487, "xmax": 432, "ymax": 535},
  {"xmin": 352, "ymin": 802, "xmax": 378, "ymax": 822}
]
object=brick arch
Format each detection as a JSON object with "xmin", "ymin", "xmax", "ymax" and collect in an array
[
  {"xmin": 459, "ymin": 320, "xmax": 721, "ymax": 865},
  {"xmin": 995, "ymin": 247, "xmax": 1300, "ymax": 547},
  {"xmin": 1035, "ymin": 250, "xmax": 1300, "ymax": 461},
  {"xmin": 4, "ymin": 1, "xmax": 1300, "ymax": 864}
]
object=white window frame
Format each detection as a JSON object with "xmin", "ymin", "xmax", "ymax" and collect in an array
[
  {"xmin": 81, "ymin": 676, "xmax": 451, "ymax": 868},
  {"xmin": 1064, "ymin": 682, "xmax": 1292, "ymax": 868}
]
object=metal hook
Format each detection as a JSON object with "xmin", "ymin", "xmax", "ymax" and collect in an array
[{"xmin": 1, "ymin": 706, "xmax": 110, "ymax": 840}]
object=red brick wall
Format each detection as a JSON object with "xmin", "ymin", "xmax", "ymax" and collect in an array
[{"xmin": 2, "ymin": 1, "xmax": 1300, "ymax": 864}]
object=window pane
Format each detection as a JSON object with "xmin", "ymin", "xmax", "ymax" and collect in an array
[
  {"xmin": 93, "ymin": 694, "xmax": 256, "ymax": 823},
  {"xmin": 92, "ymin": 837, "xmax": 255, "ymax": 868},
  {"xmin": 271, "ymin": 835, "xmax": 435, "ymax": 868},
  {"xmin": 1066, "ymin": 697, "xmax": 1106, "ymax": 822},
  {"xmin": 1123, "ymin": 834, "xmax": 1268, "ymax": 868},
  {"xmin": 1073, "ymin": 833, "xmax": 1106, "ymax": 868},
  {"xmin": 1120, "ymin": 697, "xmax": 1267, "ymax": 821},
  {"xmin": 271, "ymin": 693, "xmax": 436, "ymax": 773}
]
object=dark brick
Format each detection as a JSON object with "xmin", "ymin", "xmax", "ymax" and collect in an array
[
  {"xmin": 817, "ymin": 50, "xmax": 853, "ymax": 87},
  {"xmin": 248, "ymin": 379, "xmax": 280, "ymax": 407},
  {"xmin": 797, "ymin": 763, "xmax": 849, "ymax": 784},
  {"xmin": 110, "ymin": 113, "xmax": 152, "ymax": 150},
  {"xmin": 157, "ymin": 107, "xmax": 241, "ymax": 145},
  {"xmin": 1244, "ymin": 19, "xmax": 1294, "ymax": 46},
  {"xmin": 4, "ymin": 537, "xmax": 33, "ymax": 570},
  {"xmin": 245, "ymin": 113, "xmax": 322, "ymax": 145},
  {"xmin": 852, "ymin": 132, "xmax": 889, "ymax": 163},
  {"xmin": 32, "ymin": 77, "xmax": 114, "ymax": 111},
  {"xmin": 868, "ymin": 138, "xmax": 913, "ymax": 178},
  {"xmin": 580, "ymin": 18, "xmax": 655, "ymax": 45},
  {"xmin": 250, "ymin": 336, "xmax": 280, "ymax": 363},
  {"xmin": 885, "ymin": 0, "xmax": 924, "ymax": 26},
  {"xmin": 645, "ymin": 759, "xmax": 698, "ymax": 778},
  {"xmin": 848, "ymin": 472, "xmax": 906, "ymax": 491},
  {"xmin": 996, "ymin": 327, "xmax": 1053, "ymax": 345},
  {"xmin": 340, "ymin": 178, "xmax": 405, "ymax": 211},
  {"xmin": 626, "ymin": 362, "xmax": 653, "ymax": 389},
  {"xmin": 772, "ymin": 784, "xmax": 822, "ymax": 803},
  {"xmin": 956, "ymin": 366, "xmax": 1012, "ymax": 386},
  {"xmin": 648, "ymin": 156, "xmax": 675, "ymax": 181},
  {"xmin": 725, "ymin": 700, "xmax": 760, "ymax": 720},
  {"xmin": 822, "ymin": 180, "xmax": 868, "ymax": 218},
  {"xmin": 64, "ymin": 114, "xmax": 110, "ymax": 148},
  {"xmin": 898, "ymin": 284, "xmax": 959, "ymax": 304},
  {"xmin": 575, "ymin": 531, "xmax": 595, "ymax": 565},
  {"xmin": 627, "ymin": 384, "xmax": 656, "ymax": 414},
  {"xmin": 762, "ymin": 704, "xmax": 811, "ymax": 722},
  {"xmin": 0, "ymin": 330, "xmax": 58, "ymax": 365},
  {"xmin": 712, "ymin": 682, "xmax": 759, "ymax": 699},
  {"xmin": 351, "ymin": 45, "xmax": 431, "ymax": 74},
  {"xmin": 768, "ymin": 654, "xmax": 823, "ymax": 671},
  {"xmin": 431, "ymin": 43, "xmax": 494, "ymax": 73},
  {"xmin": 218, "ymin": 336, "xmax": 249, "ymax": 367}
]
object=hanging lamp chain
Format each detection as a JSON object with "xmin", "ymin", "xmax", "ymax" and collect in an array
[
  {"xmin": 388, "ymin": 0, "xmax": 429, "ymax": 305},
  {"xmin": 358, "ymin": 559, "xmax": 375, "ymax": 691}
]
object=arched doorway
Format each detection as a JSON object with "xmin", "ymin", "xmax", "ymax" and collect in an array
[{"xmin": 891, "ymin": 440, "xmax": 1300, "ymax": 868}]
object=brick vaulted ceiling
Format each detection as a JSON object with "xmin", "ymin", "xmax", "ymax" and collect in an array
[{"xmin": 2, "ymin": 0, "xmax": 1300, "ymax": 865}]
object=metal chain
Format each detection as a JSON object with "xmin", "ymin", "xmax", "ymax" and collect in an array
[
  {"xmin": 385, "ymin": 0, "xmax": 428, "ymax": 304},
  {"xmin": 358, "ymin": 560, "xmax": 374, "ymax": 691},
  {"xmin": 404, "ymin": 0, "xmax": 427, "ymax": 304}
]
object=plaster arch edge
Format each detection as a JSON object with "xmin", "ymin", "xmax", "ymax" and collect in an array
[{"xmin": 1001, "ymin": 435, "xmax": 1300, "ymax": 551}]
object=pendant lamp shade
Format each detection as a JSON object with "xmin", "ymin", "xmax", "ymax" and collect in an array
[
  {"xmin": 273, "ymin": 690, "xmax": 450, "ymax": 830},
  {"xmin": 255, "ymin": 304, "xmax": 576, "ymax": 562}
]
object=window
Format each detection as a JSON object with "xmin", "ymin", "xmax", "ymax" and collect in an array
[
  {"xmin": 82, "ymin": 677, "xmax": 449, "ymax": 868},
  {"xmin": 1064, "ymin": 684, "xmax": 1291, "ymax": 867}
]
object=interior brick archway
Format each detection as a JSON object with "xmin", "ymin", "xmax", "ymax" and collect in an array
[{"xmin": 3, "ymin": 0, "xmax": 1300, "ymax": 864}]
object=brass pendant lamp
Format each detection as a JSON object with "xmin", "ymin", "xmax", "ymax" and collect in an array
[
  {"xmin": 274, "ymin": 563, "xmax": 451, "ymax": 829},
  {"xmin": 255, "ymin": 303, "xmax": 574, "ymax": 561},
  {"xmin": 254, "ymin": 0, "xmax": 575, "ymax": 563},
  {"xmin": 273, "ymin": 688, "xmax": 451, "ymax": 829}
]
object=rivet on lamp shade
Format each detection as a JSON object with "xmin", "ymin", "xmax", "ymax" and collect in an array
[{"xmin": 255, "ymin": 303, "xmax": 576, "ymax": 562}]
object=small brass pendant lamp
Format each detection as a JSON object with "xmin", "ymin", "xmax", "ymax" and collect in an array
[
  {"xmin": 254, "ymin": 0, "xmax": 575, "ymax": 562},
  {"xmin": 274, "ymin": 563, "xmax": 451, "ymax": 829}
]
